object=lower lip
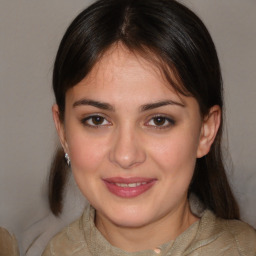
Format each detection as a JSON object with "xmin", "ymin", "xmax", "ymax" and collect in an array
[{"xmin": 103, "ymin": 180, "xmax": 156, "ymax": 198}]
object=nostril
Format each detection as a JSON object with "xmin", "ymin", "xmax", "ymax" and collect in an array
[{"xmin": 108, "ymin": 137, "xmax": 146, "ymax": 169}]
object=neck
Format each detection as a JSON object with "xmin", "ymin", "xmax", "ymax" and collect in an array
[{"xmin": 95, "ymin": 200, "xmax": 199, "ymax": 252}]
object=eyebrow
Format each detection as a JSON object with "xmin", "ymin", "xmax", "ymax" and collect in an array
[
  {"xmin": 73, "ymin": 99, "xmax": 114, "ymax": 111},
  {"xmin": 73, "ymin": 98, "xmax": 185, "ymax": 111},
  {"xmin": 140, "ymin": 100, "xmax": 185, "ymax": 111}
]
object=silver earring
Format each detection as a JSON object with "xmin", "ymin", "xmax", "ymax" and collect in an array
[{"xmin": 65, "ymin": 153, "xmax": 71, "ymax": 166}]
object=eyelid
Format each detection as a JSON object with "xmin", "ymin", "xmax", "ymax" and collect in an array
[
  {"xmin": 144, "ymin": 114, "xmax": 176, "ymax": 128},
  {"xmin": 81, "ymin": 114, "xmax": 112, "ymax": 128}
]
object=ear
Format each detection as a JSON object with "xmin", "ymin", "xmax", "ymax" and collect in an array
[
  {"xmin": 52, "ymin": 104, "xmax": 69, "ymax": 153},
  {"xmin": 197, "ymin": 105, "xmax": 221, "ymax": 158}
]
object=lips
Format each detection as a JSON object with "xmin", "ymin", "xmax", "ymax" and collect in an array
[
  {"xmin": 103, "ymin": 177, "xmax": 156, "ymax": 198},
  {"xmin": 115, "ymin": 182, "xmax": 148, "ymax": 188}
]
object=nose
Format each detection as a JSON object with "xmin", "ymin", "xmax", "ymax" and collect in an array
[{"xmin": 109, "ymin": 126, "xmax": 146, "ymax": 169}]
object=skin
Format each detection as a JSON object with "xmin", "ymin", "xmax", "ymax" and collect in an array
[{"xmin": 53, "ymin": 45, "xmax": 221, "ymax": 252}]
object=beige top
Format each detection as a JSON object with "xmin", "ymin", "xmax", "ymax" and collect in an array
[
  {"xmin": 42, "ymin": 201, "xmax": 256, "ymax": 256},
  {"xmin": 0, "ymin": 227, "xmax": 19, "ymax": 256}
]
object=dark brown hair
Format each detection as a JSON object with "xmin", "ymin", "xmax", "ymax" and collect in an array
[{"xmin": 49, "ymin": 0, "xmax": 240, "ymax": 219}]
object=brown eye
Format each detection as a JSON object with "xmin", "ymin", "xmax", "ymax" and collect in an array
[
  {"xmin": 82, "ymin": 115, "xmax": 111, "ymax": 127},
  {"xmin": 91, "ymin": 116, "xmax": 105, "ymax": 125},
  {"xmin": 146, "ymin": 116, "xmax": 175, "ymax": 128},
  {"xmin": 153, "ymin": 117, "xmax": 166, "ymax": 126}
]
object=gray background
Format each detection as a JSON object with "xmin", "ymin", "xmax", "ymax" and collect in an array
[{"xmin": 1, "ymin": 0, "xmax": 256, "ymax": 254}]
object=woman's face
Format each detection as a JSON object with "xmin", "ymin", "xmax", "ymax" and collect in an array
[{"xmin": 54, "ymin": 45, "xmax": 213, "ymax": 229}]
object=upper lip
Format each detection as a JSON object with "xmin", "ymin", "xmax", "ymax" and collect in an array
[{"xmin": 103, "ymin": 177, "xmax": 157, "ymax": 184}]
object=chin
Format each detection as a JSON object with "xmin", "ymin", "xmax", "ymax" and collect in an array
[
  {"xmin": 113, "ymin": 216, "xmax": 151, "ymax": 228},
  {"xmin": 104, "ymin": 206, "xmax": 155, "ymax": 228}
]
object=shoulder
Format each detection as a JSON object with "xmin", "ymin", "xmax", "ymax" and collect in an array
[
  {"xmin": 0, "ymin": 227, "xmax": 19, "ymax": 256},
  {"xmin": 42, "ymin": 216, "xmax": 86, "ymax": 256},
  {"xmin": 217, "ymin": 217, "xmax": 256, "ymax": 252},
  {"xmin": 197, "ymin": 210, "xmax": 256, "ymax": 255}
]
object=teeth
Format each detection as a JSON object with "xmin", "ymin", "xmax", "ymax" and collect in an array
[
  {"xmin": 128, "ymin": 183, "xmax": 137, "ymax": 187},
  {"xmin": 116, "ymin": 183, "xmax": 128, "ymax": 187},
  {"xmin": 115, "ymin": 182, "xmax": 147, "ymax": 187}
]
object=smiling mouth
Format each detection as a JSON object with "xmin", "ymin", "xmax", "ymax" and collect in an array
[
  {"xmin": 113, "ymin": 182, "xmax": 148, "ymax": 188},
  {"xmin": 103, "ymin": 178, "xmax": 156, "ymax": 198}
]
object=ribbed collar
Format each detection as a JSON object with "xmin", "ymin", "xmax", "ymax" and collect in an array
[{"xmin": 80, "ymin": 197, "xmax": 212, "ymax": 256}]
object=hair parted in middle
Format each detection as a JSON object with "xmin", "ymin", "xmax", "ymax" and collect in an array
[{"xmin": 49, "ymin": 0, "xmax": 240, "ymax": 219}]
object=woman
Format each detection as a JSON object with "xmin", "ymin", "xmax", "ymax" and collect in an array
[{"xmin": 43, "ymin": 0, "xmax": 256, "ymax": 255}]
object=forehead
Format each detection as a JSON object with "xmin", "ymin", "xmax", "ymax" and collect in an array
[
  {"xmin": 65, "ymin": 44, "xmax": 202, "ymax": 115},
  {"xmin": 65, "ymin": 45, "xmax": 201, "ymax": 118},
  {"xmin": 70, "ymin": 45, "xmax": 181, "ymax": 98}
]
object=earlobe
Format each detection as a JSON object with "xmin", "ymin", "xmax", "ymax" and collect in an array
[
  {"xmin": 197, "ymin": 105, "xmax": 221, "ymax": 158},
  {"xmin": 52, "ymin": 104, "xmax": 69, "ymax": 153}
]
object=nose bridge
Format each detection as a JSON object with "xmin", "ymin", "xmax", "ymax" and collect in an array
[{"xmin": 109, "ymin": 122, "xmax": 145, "ymax": 169}]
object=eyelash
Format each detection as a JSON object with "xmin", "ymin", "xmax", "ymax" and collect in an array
[
  {"xmin": 81, "ymin": 115, "xmax": 175, "ymax": 129},
  {"xmin": 81, "ymin": 115, "xmax": 111, "ymax": 128},
  {"xmin": 145, "ymin": 115, "xmax": 175, "ymax": 129}
]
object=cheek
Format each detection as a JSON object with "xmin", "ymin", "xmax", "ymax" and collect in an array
[
  {"xmin": 147, "ymin": 129, "xmax": 200, "ymax": 175},
  {"xmin": 66, "ymin": 129, "xmax": 109, "ymax": 173}
]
